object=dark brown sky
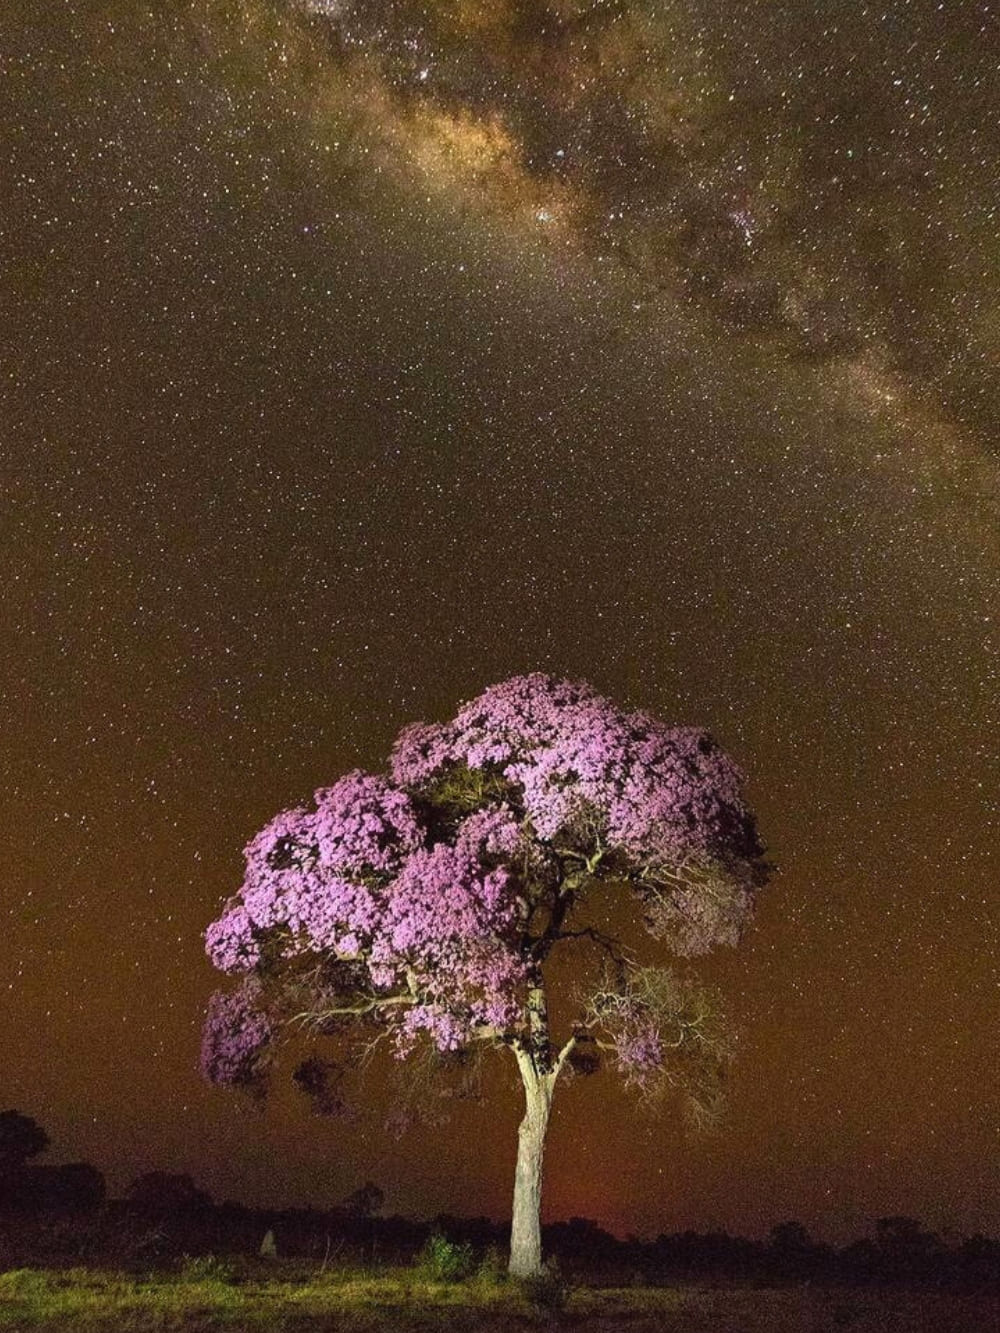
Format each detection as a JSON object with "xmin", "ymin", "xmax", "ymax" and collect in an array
[{"xmin": 1, "ymin": 0, "xmax": 997, "ymax": 1241}]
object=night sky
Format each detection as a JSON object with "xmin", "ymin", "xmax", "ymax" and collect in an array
[{"xmin": 2, "ymin": 0, "xmax": 997, "ymax": 1242}]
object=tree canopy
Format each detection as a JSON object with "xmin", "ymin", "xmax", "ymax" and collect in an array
[{"xmin": 0, "ymin": 1111, "xmax": 49, "ymax": 1173}]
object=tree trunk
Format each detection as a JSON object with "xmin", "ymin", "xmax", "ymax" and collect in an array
[{"xmin": 508, "ymin": 1057, "xmax": 554, "ymax": 1278}]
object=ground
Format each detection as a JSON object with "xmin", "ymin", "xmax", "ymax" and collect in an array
[{"xmin": 0, "ymin": 1264, "xmax": 996, "ymax": 1331}]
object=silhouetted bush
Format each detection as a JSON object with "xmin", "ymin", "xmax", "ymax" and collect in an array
[
  {"xmin": 0, "ymin": 1162, "xmax": 105, "ymax": 1213},
  {"xmin": 127, "ymin": 1172, "xmax": 212, "ymax": 1217},
  {"xmin": 0, "ymin": 1112, "xmax": 49, "ymax": 1173}
]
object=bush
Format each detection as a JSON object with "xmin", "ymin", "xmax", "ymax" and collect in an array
[
  {"xmin": 476, "ymin": 1243, "xmax": 507, "ymax": 1287},
  {"xmin": 416, "ymin": 1231, "xmax": 476, "ymax": 1282},
  {"xmin": 178, "ymin": 1253, "xmax": 237, "ymax": 1284},
  {"xmin": 128, "ymin": 1226, "xmax": 168, "ymax": 1262},
  {"xmin": 519, "ymin": 1256, "xmax": 568, "ymax": 1313}
]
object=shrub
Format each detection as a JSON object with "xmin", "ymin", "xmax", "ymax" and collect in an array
[
  {"xmin": 519, "ymin": 1256, "xmax": 568, "ymax": 1313},
  {"xmin": 475, "ymin": 1243, "xmax": 507, "ymax": 1287},
  {"xmin": 178, "ymin": 1253, "xmax": 237, "ymax": 1284},
  {"xmin": 416, "ymin": 1231, "xmax": 476, "ymax": 1282},
  {"xmin": 128, "ymin": 1226, "xmax": 168, "ymax": 1262}
]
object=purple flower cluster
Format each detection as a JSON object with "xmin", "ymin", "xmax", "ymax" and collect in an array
[
  {"xmin": 392, "ymin": 673, "xmax": 756, "ymax": 871},
  {"xmin": 613, "ymin": 1019, "xmax": 665, "ymax": 1088},
  {"xmin": 202, "ymin": 674, "xmax": 763, "ymax": 1079},
  {"xmin": 200, "ymin": 982, "xmax": 273, "ymax": 1089},
  {"xmin": 391, "ymin": 674, "xmax": 595, "ymax": 785},
  {"xmin": 205, "ymin": 775, "xmax": 529, "ymax": 1054},
  {"xmin": 206, "ymin": 771, "xmax": 423, "ymax": 972},
  {"xmin": 370, "ymin": 829, "xmax": 527, "ymax": 1047}
]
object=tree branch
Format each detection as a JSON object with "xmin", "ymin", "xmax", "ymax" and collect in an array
[
  {"xmin": 552, "ymin": 1034, "xmax": 577, "ymax": 1079},
  {"xmin": 555, "ymin": 925, "xmax": 631, "ymax": 966},
  {"xmin": 290, "ymin": 992, "xmax": 412, "ymax": 1028}
]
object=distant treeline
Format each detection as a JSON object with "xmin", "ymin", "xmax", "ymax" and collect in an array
[
  {"xmin": 0, "ymin": 1112, "xmax": 997, "ymax": 1287},
  {"xmin": 2, "ymin": 1184, "xmax": 998, "ymax": 1288}
]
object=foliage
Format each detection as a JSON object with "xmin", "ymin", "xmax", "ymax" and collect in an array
[
  {"xmin": 200, "ymin": 982, "xmax": 274, "ymax": 1095},
  {"xmin": 518, "ymin": 1256, "xmax": 568, "ymax": 1312},
  {"xmin": 178, "ymin": 1253, "xmax": 237, "ymax": 1284},
  {"xmin": 474, "ymin": 1243, "xmax": 507, "ymax": 1290},
  {"xmin": 200, "ymin": 674, "xmax": 769, "ymax": 1276},
  {"xmin": 0, "ymin": 1235, "xmax": 997, "ymax": 1330},
  {"xmin": 582, "ymin": 966, "xmax": 734, "ymax": 1124},
  {"xmin": 0, "ymin": 1161, "xmax": 105, "ymax": 1213},
  {"xmin": 128, "ymin": 1227, "xmax": 168, "ymax": 1262},
  {"xmin": 417, "ymin": 1232, "xmax": 477, "ymax": 1283}
]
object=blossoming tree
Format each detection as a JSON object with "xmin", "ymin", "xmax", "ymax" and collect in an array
[{"xmin": 201, "ymin": 674, "xmax": 768, "ymax": 1276}]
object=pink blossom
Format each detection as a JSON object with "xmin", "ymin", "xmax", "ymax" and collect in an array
[
  {"xmin": 614, "ymin": 1021, "xmax": 664, "ymax": 1085},
  {"xmin": 200, "ymin": 982, "xmax": 273, "ymax": 1090},
  {"xmin": 392, "ymin": 673, "xmax": 759, "ymax": 877},
  {"xmin": 203, "ymin": 675, "xmax": 764, "ymax": 1083},
  {"xmin": 205, "ymin": 904, "xmax": 260, "ymax": 973}
]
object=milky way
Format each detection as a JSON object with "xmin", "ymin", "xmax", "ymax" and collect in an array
[{"xmin": 1, "ymin": 0, "xmax": 996, "ymax": 1240}]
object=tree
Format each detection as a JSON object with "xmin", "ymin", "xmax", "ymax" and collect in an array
[
  {"xmin": 201, "ymin": 673, "xmax": 769, "ymax": 1276},
  {"xmin": 770, "ymin": 1220, "xmax": 811, "ymax": 1252},
  {"xmin": 341, "ymin": 1180, "xmax": 384, "ymax": 1218},
  {"xmin": 30, "ymin": 1162, "xmax": 105, "ymax": 1211},
  {"xmin": 0, "ymin": 1111, "xmax": 49, "ymax": 1174},
  {"xmin": 127, "ymin": 1171, "xmax": 212, "ymax": 1215},
  {"xmin": 0, "ymin": 1162, "xmax": 105, "ymax": 1213}
]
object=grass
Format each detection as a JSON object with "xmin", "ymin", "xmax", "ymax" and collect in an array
[{"xmin": 0, "ymin": 1262, "xmax": 995, "ymax": 1331}]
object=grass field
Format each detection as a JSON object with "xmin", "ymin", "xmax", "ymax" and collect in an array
[{"xmin": 0, "ymin": 1263, "xmax": 996, "ymax": 1332}]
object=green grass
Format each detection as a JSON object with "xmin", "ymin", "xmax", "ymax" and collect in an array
[
  {"xmin": 0, "ymin": 1264, "xmax": 516, "ymax": 1330},
  {"xmin": 0, "ymin": 1264, "xmax": 994, "ymax": 1331}
]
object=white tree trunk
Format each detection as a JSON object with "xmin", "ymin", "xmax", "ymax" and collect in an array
[{"xmin": 508, "ymin": 1057, "xmax": 554, "ymax": 1278}]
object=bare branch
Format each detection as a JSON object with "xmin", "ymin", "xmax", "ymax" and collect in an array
[
  {"xmin": 581, "ymin": 965, "xmax": 736, "ymax": 1124},
  {"xmin": 635, "ymin": 855, "xmax": 756, "ymax": 957},
  {"xmin": 556, "ymin": 925, "xmax": 632, "ymax": 966},
  {"xmin": 288, "ymin": 991, "xmax": 413, "ymax": 1031},
  {"xmin": 552, "ymin": 1034, "xmax": 578, "ymax": 1079}
]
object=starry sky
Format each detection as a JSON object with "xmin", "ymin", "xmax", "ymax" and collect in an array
[{"xmin": 2, "ymin": 0, "xmax": 997, "ymax": 1242}]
